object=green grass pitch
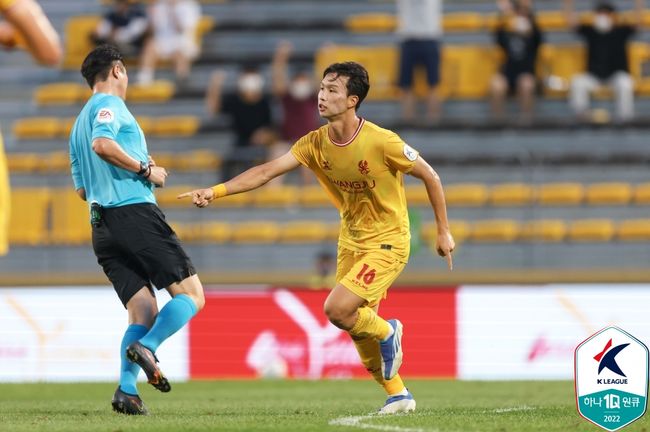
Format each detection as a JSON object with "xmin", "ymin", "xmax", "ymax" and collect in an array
[{"xmin": 0, "ymin": 380, "xmax": 648, "ymax": 431}]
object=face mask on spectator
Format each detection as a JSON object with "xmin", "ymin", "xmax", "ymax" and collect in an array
[
  {"xmin": 238, "ymin": 74, "xmax": 264, "ymax": 94},
  {"xmin": 594, "ymin": 13, "xmax": 613, "ymax": 32},
  {"xmin": 513, "ymin": 16, "xmax": 531, "ymax": 34},
  {"xmin": 289, "ymin": 79, "xmax": 313, "ymax": 100}
]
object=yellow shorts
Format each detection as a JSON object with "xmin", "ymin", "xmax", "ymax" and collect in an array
[{"xmin": 336, "ymin": 246, "xmax": 408, "ymax": 307}]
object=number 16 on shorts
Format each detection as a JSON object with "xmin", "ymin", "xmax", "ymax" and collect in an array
[{"xmin": 575, "ymin": 326, "xmax": 649, "ymax": 431}]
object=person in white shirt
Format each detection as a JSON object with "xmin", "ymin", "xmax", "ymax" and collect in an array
[
  {"xmin": 137, "ymin": 0, "xmax": 200, "ymax": 84},
  {"xmin": 396, "ymin": 0, "xmax": 443, "ymax": 124}
]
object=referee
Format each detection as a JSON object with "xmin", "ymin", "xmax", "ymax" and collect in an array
[{"xmin": 69, "ymin": 45, "xmax": 205, "ymax": 415}]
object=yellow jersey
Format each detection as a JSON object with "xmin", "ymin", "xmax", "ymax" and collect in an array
[
  {"xmin": 291, "ymin": 118, "xmax": 419, "ymax": 254},
  {"xmin": 0, "ymin": 0, "xmax": 17, "ymax": 11}
]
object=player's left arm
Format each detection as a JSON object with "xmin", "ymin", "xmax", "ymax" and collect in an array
[{"xmin": 408, "ymin": 157, "xmax": 455, "ymax": 268}]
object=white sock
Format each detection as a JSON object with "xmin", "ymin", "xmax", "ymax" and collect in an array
[{"xmin": 380, "ymin": 322, "xmax": 394, "ymax": 343}]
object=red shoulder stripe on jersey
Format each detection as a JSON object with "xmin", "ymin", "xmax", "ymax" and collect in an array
[{"xmin": 329, "ymin": 118, "xmax": 365, "ymax": 147}]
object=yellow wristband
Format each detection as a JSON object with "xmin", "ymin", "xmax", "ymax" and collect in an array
[{"xmin": 211, "ymin": 183, "xmax": 227, "ymax": 199}]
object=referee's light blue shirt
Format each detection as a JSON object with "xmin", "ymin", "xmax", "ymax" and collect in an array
[{"xmin": 69, "ymin": 93, "xmax": 156, "ymax": 208}]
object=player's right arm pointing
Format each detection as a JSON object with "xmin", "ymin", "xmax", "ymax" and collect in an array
[{"xmin": 178, "ymin": 150, "xmax": 301, "ymax": 207}]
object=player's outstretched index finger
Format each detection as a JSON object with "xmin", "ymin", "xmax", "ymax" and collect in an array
[
  {"xmin": 446, "ymin": 252, "xmax": 453, "ymax": 271},
  {"xmin": 177, "ymin": 191, "xmax": 194, "ymax": 199}
]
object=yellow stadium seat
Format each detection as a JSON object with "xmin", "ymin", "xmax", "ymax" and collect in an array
[
  {"xmin": 405, "ymin": 185, "xmax": 429, "ymax": 206},
  {"xmin": 344, "ymin": 13, "xmax": 396, "ymax": 33},
  {"xmin": 585, "ymin": 182, "xmax": 633, "ymax": 205},
  {"xmin": 252, "ymin": 185, "xmax": 298, "ymax": 207},
  {"xmin": 176, "ymin": 149, "xmax": 221, "ymax": 171},
  {"xmin": 6, "ymin": 153, "xmax": 40, "ymax": 173},
  {"xmin": 633, "ymin": 183, "xmax": 650, "ymax": 204},
  {"xmin": 155, "ymin": 185, "xmax": 197, "ymax": 208},
  {"xmin": 489, "ymin": 183, "xmax": 535, "ymax": 206},
  {"xmin": 471, "ymin": 220, "xmax": 521, "ymax": 243},
  {"xmin": 212, "ymin": 192, "xmax": 252, "ymax": 208},
  {"xmin": 325, "ymin": 223, "xmax": 340, "ymax": 241},
  {"xmin": 444, "ymin": 183, "xmax": 489, "ymax": 207},
  {"xmin": 63, "ymin": 16, "xmax": 102, "ymax": 69},
  {"xmin": 279, "ymin": 221, "xmax": 328, "ymax": 243},
  {"xmin": 150, "ymin": 116, "xmax": 200, "ymax": 137},
  {"xmin": 231, "ymin": 221, "xmax": 280, "ymax": 244},
  {"xmin": 34, "ymin": 82, "xmax": 89, "ymax": 105},
  {"xmin": 13, "ymin": 117, "xmax": 61, "ymax": 139},
  {"xmin": 299, "ymin": 185, "xmax": 333, "ymax": 207},
  {"xmin": 168, "ymin": 221, "xmax": 196, "ymax": 243},
  {"xmin": 422, "ymin": 220, "xmax": 470, "ymax": 244},
  {"xmin": 37, "ymin": 151, "xmax": 70, "ymax": 173},
  {"xmin": 535, "ymin": 10, "xmax": 569, "ymax": 31},
  {"xmin": 568, "ymin": 219, "xmax": 615, "ymax": 242},
  {"xmin": 538, "ymin": 183, "xmax": 584, "ymax": 206},
  {"xmin": 617, "ymin": 219, "xmax": 650, "ymax": 241},
  {"xmin": 149, "ymin": 152, "xmax": 178, "ymax": 171},
  {"xmin": 127, "ymin": 81, "xmax": 175, "ymax": 103},
  {"xmin": 197, "ymin": 221, "xmax": 231, "ymax": 244},
  {"xmin": 444, "ymin": 45, "xmax": 502, "ymax": 99},
  {"xmin": 49, "ymin": 188, "xmax": 91, "ymax": 245},
  {"xmin": 442, "ymin": 13, "xmax": 485, "ymax": 32},
  {"xmin": 59, "ymin": 117, "xmax": 77, "ymax": 139},
  {"xmin": 135, "ymin": 116, "xmax": 154, "ymax": 135},
  {"xmin": 519, "ymin": 219, "xmax": 567, "ymax": 242},
  {"xmin": 9, "ymin": 188, "xmax": 50, "ymax": 245},
  {"xmin": 537, "ymin": 44, "xmax": 585, "ymax": 97},
  {"xmin": 315, "ymin": 45, "xmax": 399, "ymax": 100}
]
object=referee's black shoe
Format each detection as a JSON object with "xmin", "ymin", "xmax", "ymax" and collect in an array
[
  {"xmin": 111, "ymin": 387, "xmax": 149, "ymax": 415},
  {"xmin": 126, "ymin": 341, "xmax": 171, "ymax": 393}
]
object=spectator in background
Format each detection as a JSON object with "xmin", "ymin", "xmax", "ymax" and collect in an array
[
  {"xmin": 308, "ymin": 250, "xmax": 336, "ymax": 290},
  {"xmin": 490, "ymin": 0, "xmax": 542, "ymax": 122},
  {"xmin": 137, "ymin": 0, "xmax": 200, "ymax": 85},
  {"xmin": 271, "ymin": 40, "xmax": 319, "ymax": 184},
  {"xmin": 205, "ymin": 66, "xmax": 275, "ymax": 181},
  {"xmin": 91, "ymin": 0, "xmax": 149, "ymax": 57},
  {"xmin": 565, "ymin": 0, "xmax": 644, "ymax": 122},
  {"xmin": 0, "ymin": 0, "xmax": 62, "ymax": 258},
  {"xmin": 396, "ymin": 0, "xmax": 443, "ymax": 124}
]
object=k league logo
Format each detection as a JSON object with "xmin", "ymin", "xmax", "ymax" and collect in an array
[{"xmin": 575, "ymin": 326, "xmax": 649, "ymax": 431}]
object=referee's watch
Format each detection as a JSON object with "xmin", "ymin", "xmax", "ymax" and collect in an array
[{"xmin": 137, "ymin": 160, "xmax": 150, "ymax": 177}]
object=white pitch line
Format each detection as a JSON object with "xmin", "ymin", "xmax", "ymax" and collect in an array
[
  {"xmin": 488, "ymin": 406, "xmax": 536, "ymax": 414},
  {"xmin": 328, "ymin": 414, "xmax": 437, "ymax": 432}
]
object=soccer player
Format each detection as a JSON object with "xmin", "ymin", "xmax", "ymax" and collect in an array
[
  {"xmin": 0, "ymin": 0, "xmax": 62, "ymax": 257},
  {"xmin": 69, "ymin": 45, "xmax": 205, "ymax": 415},
  {"xmin": 179, "ymin": 62, "xmax": 455, "ymax": 414}
]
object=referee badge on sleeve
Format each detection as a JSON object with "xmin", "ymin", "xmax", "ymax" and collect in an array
[
  {"xmin": 403, "ymin": 144, "xmax": 418, "ymax": 161},
  {"xmin": 96, "ymin": 108, "xmax": 115, "ymax": 124}
]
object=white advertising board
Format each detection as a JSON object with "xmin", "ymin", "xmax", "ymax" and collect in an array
[
  {"xmin": 458, "ymin": 284, "xmax": 650, "ymax": 380},
  {"xmin": 0, "ymin": 287, "xmax": 188, "ymax": 382}
]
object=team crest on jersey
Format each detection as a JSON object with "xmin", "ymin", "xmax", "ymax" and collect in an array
[
  {"xmin": 403, "ymin": 144, "xmax": 418, "ymax": 161},
  {"xmin": 358, "ymin": 160, "xmax": 370, "ymax": 175},
  {"xmin": 321, "ymin": 160, "xmax": 332, "ymax": 171},
  {"xmin": 96, "ymin": 108, "xmax": 114, "ymax": 124}
]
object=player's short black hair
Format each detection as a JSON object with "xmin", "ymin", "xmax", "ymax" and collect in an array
[
  {"xmin": 322, "ymin": 62, "xmax": 370, "ymax": 110},
  {"xmin": 80, "ymin": 44, "xmax": 124, "ymax": 89},
  {"xmin": 595, "ymin": 2, "xmax": 615, "ymax": 13}
]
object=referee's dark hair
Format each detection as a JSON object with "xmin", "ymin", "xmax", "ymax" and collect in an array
[
  {"xmin": 81, "ymin": 44, "xmax": 125, "ymax": 89},
  {"xmin": 323, "ymin": 61, "xmax": 370, "ymax": 110}
]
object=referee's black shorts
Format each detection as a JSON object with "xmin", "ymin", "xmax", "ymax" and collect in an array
[{"xmin": 91, "ymin": 203, "xmax": 196, "ymax": 307}]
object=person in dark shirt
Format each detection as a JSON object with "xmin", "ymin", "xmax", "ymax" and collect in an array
[
  {"xmin": 91, "ymin": 0, "xmax": 149, "ymax": 57},
  {"xmin": 270, "ymin": 41, "xmax": 319, "ymax": 184},
  {"xmin": 490, "ymin": 0, "xmax": 542, "ymax": 120},
  {"xmin": 566, "ymin": 0, "xmax": 644, "ymax": 121},
  {"xmin": 205, "ymin": 65, "xmax": 275, "ymax": 180}
]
